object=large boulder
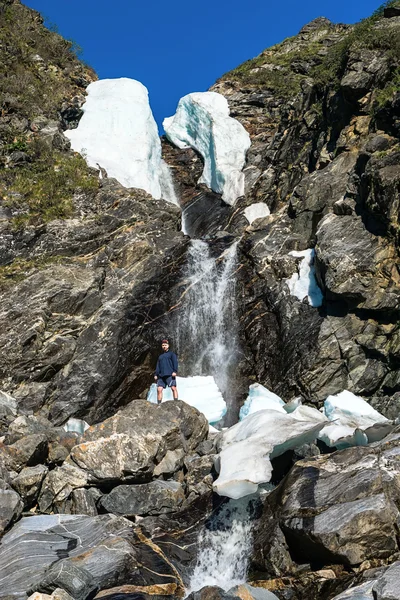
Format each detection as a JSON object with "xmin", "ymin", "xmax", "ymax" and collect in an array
[
  {"xmin": 0, "ymin": 513, "xmax": 185, "ymax": 599},
  {"xmin": 67, "ymin": 400, "xmax": 208, "ymax": 484},
  {"xmin": 254, "ymin": 430, "xmax": 400, "ymax": 570},
  {"xmin": 100, "ymin": 480, "xmax": 185, "ymax": 516}
]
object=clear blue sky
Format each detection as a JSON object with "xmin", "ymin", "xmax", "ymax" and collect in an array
[{"xmin": 25, "ymin": 0, "xmax": 384, "ymax": 131}]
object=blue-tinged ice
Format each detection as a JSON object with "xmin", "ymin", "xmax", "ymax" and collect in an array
[
  {"xmin": 163, "ymin": 92, "xmax": 251, "ymax": 206},
  {"xmin": 214, "ymin": 405, "xmax": 328, "ymax": 499},
  {"xmin": 239, "ymin": 383, "xmax": 286, "ymax": 420},
  {"xmin": 318, "ymin": 390, "xmax": 391, "ymax": 448},
  {"xmin": 285, "ymin": 249, "xmax": 323, "ymax": 307},
  {"xmin": 66, "ymin": 78, "xmax": 178, "ymax": 204},
  {"xmin": 147, "ymin": 375, "xmax": 226, "ymax": 425},
  {"xmin": 63, "ymin": 418, "xmax": 90, "ymax": 435}
]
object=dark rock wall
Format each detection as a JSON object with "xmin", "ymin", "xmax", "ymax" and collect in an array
[{"xmin": 163, "ymin": 10, "xmax": 400, "ymax": 409}]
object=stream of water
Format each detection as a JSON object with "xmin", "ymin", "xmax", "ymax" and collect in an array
[
  {"xmin": 187, "ymin": 498, "xmax": 256, "ymax": 594},
  {"xmin": 177, "ymin": 239, "xmax": 239, "ymax": 400}
]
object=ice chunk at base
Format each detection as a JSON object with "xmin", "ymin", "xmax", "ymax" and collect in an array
[
  {"xmin": 66, "ymin": 78, "xmax": 177, "ymax": 203},
  {"xmin": 63, "ymin": 418, "xmax": 90, "ymax": 435},
  {"xmin": 285, "ymin": 249, "xmax": 323, "ymax": 307},
  {"xmin": 318, "ymin": 424, "xmax": 369, "ymax": 450},
  {"xmin": 147, "ymin": 375, "xmax": 226, "ymax": 425},
  {"xmin": 244, "ymin": 203, "xmax": 270, "ymax": 224},
  {"xmin": 214, "ymin": 405, "xmax": 327, "ymax": 499},
  {"xmin": 239, "ymin": 383, "xmax": 286, "ymax": 420},
  {"xmin": 324, "ymin": 390, "xmax": 389, "ymax": 426},
  {"xmin": 163, "ymin": 92, "xmax": 251, "ymax": 206},
  {"xmin": 319, "ymin": 390, "xmax": 391, "ymax": 448}
]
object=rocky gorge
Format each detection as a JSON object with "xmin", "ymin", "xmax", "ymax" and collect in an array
[{"xmin": 0, "ymin": 0, "xmax": 400, "ymax": 599}]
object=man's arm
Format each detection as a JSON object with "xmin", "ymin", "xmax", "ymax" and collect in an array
[
  {"xmin": 154, "ymin": 357, "xmax": 160, "ymax": 380},
  {"xmin": 172, "ymin": 352, "xmax": 178, "ymax": 374}
]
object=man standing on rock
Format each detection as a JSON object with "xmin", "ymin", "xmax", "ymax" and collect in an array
[{"xmin": 154, "ymin": 339, "xmax": 178, "ymax": 404}]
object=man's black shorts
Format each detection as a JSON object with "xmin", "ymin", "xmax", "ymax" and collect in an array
[{"xmin": 157, "ymin": 375, "xmax": 177, "ymax": 389}]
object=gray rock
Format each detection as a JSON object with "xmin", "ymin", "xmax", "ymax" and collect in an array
[
  {"xmin": 0, "ymin": 391, "xmax": 17, "ymax": 417},
  {"xmin": 261, "ymin": 433, "xmax": 400, "ymax": 567},
  {"xmin": 34, "ymin": 562, "xmax": 96, "ymax": 600},
  {"xmin": 228, "ymin": 584, "xmax": 280, "ymax": 600},
  {"xmin": 5, "ymin": 434, "xmax": 48, "ymax": 472},
  {"xmin": 331, "ymin": 581, "xmax": 374, "ymax": 599},
  {"xmin": 6, "ymin": 415, "xmax": 55, "ymax": 444},
  {"xmin": 185, "ymin": 455, "xmax": 215, "ymax": 492},
  {"xmin": 0, "ymin": 487, "xmax": 23, "ymax": 533},
  {"xmin": 68, "ymin": 400, "xmax": 208, "ymax": 483},
  {"xmin": 0, "ymin": 514, "xmax": 134, "ymax": 598},
  {"xmin": 38, "ymin": 463, "xmax": 88, "ymax": 513},
  {"xmin": 66, "ymin": 488, "xmax": 98, "ymax": 516},
  {"xmin": 186, "ymin": 586, "xmax": 238, "ymax": 600},
  {"xmin": 373, "ymin": 561, "xmax": 400, "ymax": 600},
  {"xmin": 153, "ymin": 449, "xmax": 185, "ymax": 477},
  {"xmin": 101, "ymin": 480, "xmax": 185, "ymax": 516},
  {"xmin": 11, "ymin": 464, "xmax": 48, "ymax": 507},
  {"xmin": 315, "ymin": 213, "xmax": 399, "ymax": 310}
]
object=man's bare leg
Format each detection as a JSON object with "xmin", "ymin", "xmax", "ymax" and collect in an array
[
  {"xmin": 157, "ymin": 386, "xmax": 163, "ymax": 404},
  {"xmin": 171, "ymin": 385, "xmax": 178, "ymax": 400}
]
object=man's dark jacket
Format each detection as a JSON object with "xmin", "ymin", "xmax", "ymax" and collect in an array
[{"xmin": 155, "ymin": 351, "xmax": 178, "ymax": 377}]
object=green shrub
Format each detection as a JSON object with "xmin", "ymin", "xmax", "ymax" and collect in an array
[
  {"xmin": 2, "ymin": 142, "xmax": 99, "ymax": 227},
  {"xmin": 373, "ymin": 67, "xmax": 400, "ymax": 110}
]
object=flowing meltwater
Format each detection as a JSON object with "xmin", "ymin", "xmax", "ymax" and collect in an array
[
  {"xmin": 177, "ymin": 239, "xmax": 239, "ymax": 400},
  {"xmin": 187, "ymin": 498, "xmax": 256, "ymax": 594}
]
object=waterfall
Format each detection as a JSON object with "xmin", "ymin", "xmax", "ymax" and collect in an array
[
  {"xmin": 187, "ymin": 498, "xmax": 255, "ymax": 593},
  {"xmin": 159, "ymin": 159, "xmax": 179, "ymax": 206},
  {"xmin": 177, "ymin": 239, "xmax": 239, "ymax": 400}
]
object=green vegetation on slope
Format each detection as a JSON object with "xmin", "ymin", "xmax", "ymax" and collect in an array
[
  {"xmin": 220, "ymin": 0, "xmax": 400, "ymax": 103},
  {"xmin": 0, "ymin": 1, "xmax": 94, "ymax": 122},
  {"xmin": 1, "ymin": 140, "xmax": 99, "ymax": 228},
  {"xmin": 0, "ymin": 0, "xmax": 99, "ymax": 228}
]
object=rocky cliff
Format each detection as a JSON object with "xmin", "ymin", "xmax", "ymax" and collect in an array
[
  {"xmin": 165, "ymin": 4, "xmax": 400, "ymax": 412},
  {"xmin": 1, "ymin": 1, "xmax": 400, "ymax": 600}
]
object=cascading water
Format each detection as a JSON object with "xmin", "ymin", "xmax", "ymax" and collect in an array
[
  {"xmin": 159, "ymin": 159, "xmax": 179, "ymax": 206},
  {"xmin": 187, "ymin": 498, "xmax": 256, "ymax": 594},
  {"xmin": 177, "ymin": 239, "xmax": 239, "ymax": 400}
]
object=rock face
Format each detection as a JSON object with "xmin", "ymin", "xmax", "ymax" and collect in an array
[
  {"xmin": 0, "ymin": 513, "xmax": 185, "ymax": 600},
  {"xmin": 252, "ymin": 429, "xmax": 400, "ymax": 575},
  {"xmin": 1, "ymin": 3, "xmax": 400, "ymax": 600},
  {"xmin": 0, "ymin": 179, "xmax": 185, "ymax": 424}
]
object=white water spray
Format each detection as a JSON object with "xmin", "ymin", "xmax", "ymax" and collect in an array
[
  {"xmin": 159, "ymin": 159, "xmax": 179, "ymax": 206},
  {"xmin": 177, "ymin": 239, "xmax": 239, "ymax": 398},
  {"xmin": 187, "ymin": 498, "xmax": 255, "ymax": 593}
]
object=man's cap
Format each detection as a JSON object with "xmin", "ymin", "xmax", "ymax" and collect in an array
[{"xmin": 161, "ymin": 338, "xmax": 169, "ymax": 344}]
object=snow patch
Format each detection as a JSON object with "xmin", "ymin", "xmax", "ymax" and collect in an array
[
  {"xmin": 285, "ymin": 249, "xmax": 323, "ymax": 307},
  {"xmin": 147, "ymin": 375, "xmax": 226, "ymax": 425},
  {"xmin": 66, "ymin": 78, "xmax": 178, "ymax": 204},
  {"xmin": 163, "ymin": 92, "xmax": 251, "ymax": 206},
  {"xmin": 244, "ymin": 202, "xmax": 270, "ymax": 224}
]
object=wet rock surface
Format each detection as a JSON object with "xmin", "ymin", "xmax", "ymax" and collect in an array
[{"xmin": 1, "ymin": 3, "xmax": 400, "ymax": 600}]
